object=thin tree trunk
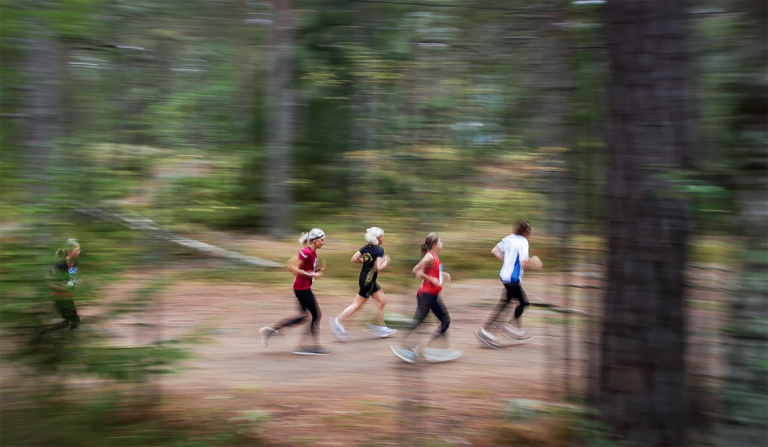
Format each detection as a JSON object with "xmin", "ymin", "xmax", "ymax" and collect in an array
[
  {"xmin": 349, "ymin": 2, "xmax": 378, "ymax": 215},
  {"xmin": 264, "ymin": 0, "xmax": 294, "ymax": 237},
  {"xmin": 599, "ymin": 1, "xmax": 693, "ymax": 445},
  {"xmin": 719, "ymin": 1, "xmax": 768, "ymax": 445},
  {"xmin": 24, "ymin": 3, "xmax": 63, "ymax": 201}
]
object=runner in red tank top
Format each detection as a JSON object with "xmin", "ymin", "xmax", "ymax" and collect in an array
[
  {"xmin": 391, "ymin": 233, "xmax": 455, "ymax": 362},
  {"xmin": 260, "ymin": 228, "xmax": 330, "ymax": 356}
]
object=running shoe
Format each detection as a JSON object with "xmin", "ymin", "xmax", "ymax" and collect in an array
[
  {"xmin": 330, "ymin": 318, "xmax": 349, "ymax": 342},
  {"xmin": 391, "ymin": 345, "xmax": 418, "ymax": 363},
  {"xmin": 379, "ymin": 327, "xmax": 398, "ymax": 337},
  {"xmin": 502, "ymin": 324, "xmax": 529, "ymax": 340},
  {"xmin": 260, "ymin": 327, "xmax": 278, "ymax": 347},
  {"xmin": 293, "ymin": 347, "xmax": 331, "ymax": 356},
  {"xmin": 480, "ymin": 327, "xmax": 499, "ymax": 342},
  {"xmin": 475, "ymin": 329, "xmax": 500, "ymax": 349},
  {"xmin": 366, "ymin": 323, "xmax": 397, "ymax": 338}
]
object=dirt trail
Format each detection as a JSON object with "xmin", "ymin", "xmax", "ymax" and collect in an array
[{"xmin": 99, "ymin": 273, "xmax": 594, "ymax": 446}]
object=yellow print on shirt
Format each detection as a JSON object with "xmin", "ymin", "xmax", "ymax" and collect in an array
[{"xmin": 362, "ymin": 253, "xmax": 375, "ymax": 285}]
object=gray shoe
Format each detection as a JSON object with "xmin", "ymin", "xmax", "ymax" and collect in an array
[
  {"xmin": 391, "ymin": 345, "xmax": 418, "ymax": 363},
  {"xmin": 293, "ymin": 347, "xmax": 331, "ymax": 356}
]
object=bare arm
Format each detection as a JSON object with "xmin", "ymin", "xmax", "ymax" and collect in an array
[
  {"xmin": 286, "ymin": 254, "xmax": 321, "ymax": 278},
  {"xmin": 351, "ymin": 251, "xmax": 363, "ymax": 264},
  {"xmin": 412, "ymin": 253, "xmax": 439, "ymax": 286},
  {"xmin": 491, "ymin": 245, "xmax": 504, "ymax": 262},
  {"xmin": 375, "ymin": 254, "xmax": 390, "ymax": 272}
]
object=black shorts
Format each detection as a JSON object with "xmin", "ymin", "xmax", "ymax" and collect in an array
[
  {"xmin": 503, "ymin": 282, "xmax": 528, "ymax": 306},
  {"xmin": 358, "ymin": 281, "xmax": 381, "ymax": 299}
]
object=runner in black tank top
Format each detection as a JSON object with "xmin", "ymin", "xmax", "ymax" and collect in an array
[{"xmin": 330, "ymin": 227, "xmax": 397, "ymax": 342}]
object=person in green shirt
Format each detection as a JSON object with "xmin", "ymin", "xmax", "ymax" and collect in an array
[{"xmin": 46, "ymin": 238, "xmax": 82, "ymax": 331}]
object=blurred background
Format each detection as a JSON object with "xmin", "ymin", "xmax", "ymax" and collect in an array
[{"xmin": 1, "ymin": 0, "xmax": 765, "ymax": 446}]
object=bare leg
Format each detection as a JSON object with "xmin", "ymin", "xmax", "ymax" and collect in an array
[
  {"xmin": 370, "ymin": 290, "xmax": 387, "ymax": 327},
  {"xmin": 337, "ymin": 295, "xmax": 367, "ymax": 326}
]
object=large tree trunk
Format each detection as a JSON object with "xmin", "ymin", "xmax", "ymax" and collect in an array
[
  {"xmin": 348, "ymin": 2, "xmax": 378, "ymax": 215},
  {"xmin": 24, "ymin": 3, "xmax": 63, "ymax": 201},
  {"xmin": 599, "ymin": 1, "xmax": 693, "ymax": 445},
  {"xmin": 264, "ymin": 0, "xmax": 294, "ymax": 237},
  {"xmin": 719, "ymin": 1, "xmax": 768, "ymax": 446}
]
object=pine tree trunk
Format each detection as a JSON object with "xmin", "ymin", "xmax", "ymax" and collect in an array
[
  {"xmin": 719, "ymin": 1, "xmax": 768, "ymax": 445},
  {"xmin": 24, "ymin": 3, "xmax": 63, "ymax": 201},
  {"xmin": 264, "ymin": 0, "xmax": 294, "ymax": 237},
  {"xmin": 599, "ymin": 1, "xmax": 692, "ymax": 445}
]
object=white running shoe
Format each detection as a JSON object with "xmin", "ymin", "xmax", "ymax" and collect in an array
[
  {"xmin": 330, "ymin": 318, "xmax": 349, "ymax": 342},
  {"xmin": 382, "ymin": 326, "xmax": 397, "ymax": 336},
  {"xmin": 480, "ymin": 327, "xmax": 499, "ymax": 342},
  {"xmin": 367, "ymin": 324, "xmax": 397, "ymax": 338},
  {"xmin": 260, "ymin": 327, "xmax": 278, "ymax": 347},
  {"xmin": 378, "ymin": 326, "xmax": 398, "ymax": 337},
  {"xmin": 503, "ymin": 324, "xmax": 527, "ymax": 339}
]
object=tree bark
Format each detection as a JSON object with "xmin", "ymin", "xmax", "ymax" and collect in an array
[
  {"xmin": 719, "ymin": 1, "xmax": 768, "ymax": 445},
  {"xmin": 264, "ymin": 0, "xmax": 295, "ymax": 237},
  {"xmin": 599, "ymin": 1, "xmax": 693, "ymax": 445},
  {"xmin": 24, "ymin": 2, "xmax": 63, "ymax": 201}
]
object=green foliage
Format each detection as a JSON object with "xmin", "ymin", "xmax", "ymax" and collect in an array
[
  {"xmin": 496, "ymin": 399, "xmax": 617, "ymax": 447},
  {"xmin": 1, "ymin": 388, "xmax": 262, "ymax": 447},
  {"xmin": 0, "ymin": 208, "xmax": 201, "ymax": 378}
]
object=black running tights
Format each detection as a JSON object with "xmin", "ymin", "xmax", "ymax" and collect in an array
[
  {"xmin": 484, "ymin": 282, "xmax": 528, "ymax": 328},
  {"xmin": 405, "ymin": 291, "xmax": 451, "ymax": 341},
  {"xmin": 273, "ymin": 289, "xmax": 321, "ymax": 341}
]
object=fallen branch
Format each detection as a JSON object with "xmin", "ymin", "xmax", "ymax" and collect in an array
[
  {"xmin": 559, "ymin": 284, "xmax": 603, "ymax": 290},
  {"xmin": 530, "ymin": 302, "xmax": 591, "ymax": 316},
  {"xmin": 74, "ymin": 206, "xmax": 283, "ymax": 269}
]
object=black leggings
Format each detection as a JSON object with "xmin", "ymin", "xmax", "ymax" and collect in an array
[
  {"xmin": 273, "ymin": 289, "xmax": 321, "ymax": 341},
  {"xmin": 54, "ymin": 298, "xmax": 80, "ymax": 329},
  {"xmin": 406, "ymin": 291, "xmax": 451, "ymax": 339},
  {"xmin": 484, "ymin": 282, "xmax": 529, "ymax": 328}
]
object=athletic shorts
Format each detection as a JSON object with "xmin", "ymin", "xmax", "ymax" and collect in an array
[{"xmin": 358, "ymin": 281, "xmax": 381, "ymax": 299}]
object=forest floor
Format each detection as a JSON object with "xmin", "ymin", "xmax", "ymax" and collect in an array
[{"xmin": 94, "ymin": 266, "xmax": 599, "ymax": 447}]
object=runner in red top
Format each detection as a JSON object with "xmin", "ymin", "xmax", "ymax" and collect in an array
[
  {"xmin": 260, "ymin": 228, "xmax": 330, "ymax": 355},
  {"xmin": 391, "ymin": 233, "xmax": 455, "ymax": 362}
]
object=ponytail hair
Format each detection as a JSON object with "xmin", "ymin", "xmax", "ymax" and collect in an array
[
  {"xmin": 513, "ymin": 220, "xmax": 533, "ymax": 236},
  {"xmin": 56, "ymin": 238, "xmax": 80, "ymax": 258},
  {"xmin": 364, "ymin": 227, "xmax": 384, "ymax": 245},
  {"xmin": 299, "ymin": 228, "xmax": 325, "ymax": 247},
  {"xmin": 421, "ymin": 232, "xmax": 440, "ymax": 256}
]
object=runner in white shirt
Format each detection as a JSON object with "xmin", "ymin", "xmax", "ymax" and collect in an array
[{"xmin": 476, "ymin": 220, "xmax": 542, "ymax": 348}]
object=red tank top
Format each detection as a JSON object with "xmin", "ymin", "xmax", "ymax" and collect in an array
[{"xmin": 418, "ymin": 252, "xmax": 442, "ymax": 295}]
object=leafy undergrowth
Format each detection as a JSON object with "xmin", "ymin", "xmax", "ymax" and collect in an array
[
  {"xmin": 1, "ymin": 385, "xmax": 266, "ymax": 447},
  {"xmin": 492, "ymin": 399, "xmax": 617, "ymax": 447}
]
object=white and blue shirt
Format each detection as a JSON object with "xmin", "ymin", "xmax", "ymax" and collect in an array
[{"xmin": 497, "ymin": 234, "xmax": 529, "ymax": 284}]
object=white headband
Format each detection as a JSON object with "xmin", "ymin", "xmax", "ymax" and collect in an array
[{"xmin": 308, "ymin": 228, "xmax": 325, "ymax": 242}]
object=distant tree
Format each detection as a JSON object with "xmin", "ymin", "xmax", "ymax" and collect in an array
[
  {"xmin": 264, "ymin": 0, "xmax": 295, "ymax": 237},
  {"xmin": 719, "ymin": 1, "xmax": 768, "ymax": 445}
]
